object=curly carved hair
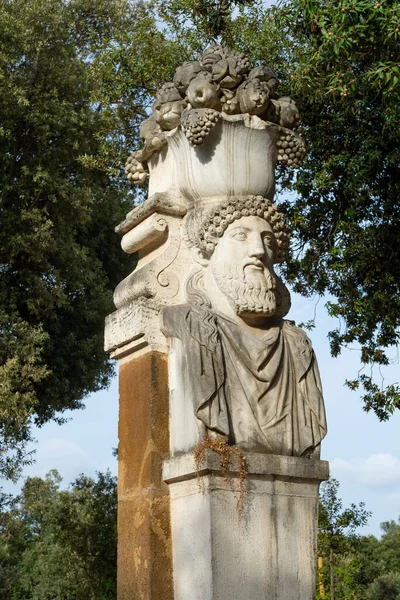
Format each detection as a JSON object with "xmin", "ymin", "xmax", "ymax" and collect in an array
[{"xmin": 184, "ymin": 195, "xmax": 290, "ymax": 263}]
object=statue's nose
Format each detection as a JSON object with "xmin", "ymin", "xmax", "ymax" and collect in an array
[{"xmin": 249, "ymin": 236, "xmax": 265, "ymax": 258}]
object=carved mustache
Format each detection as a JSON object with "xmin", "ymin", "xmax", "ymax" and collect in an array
[{"xmin": 244, "ymin": 260, "xmax": 264, "ymax": 269}]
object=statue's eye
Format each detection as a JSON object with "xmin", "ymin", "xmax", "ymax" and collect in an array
[
  {"xmin": 263, "ymin": 234, "xmax": 273, "ymax": 248},
  {"xmin": 232, "ymin": 231, "xmax": 247, "ymax": 240}
]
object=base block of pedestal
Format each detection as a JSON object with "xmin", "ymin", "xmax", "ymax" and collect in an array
[{"xmin": 163, "ymin": 451, "xmax": 329, "ymax": 600}]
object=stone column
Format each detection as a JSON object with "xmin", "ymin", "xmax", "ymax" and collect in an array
[{"xmin": 163, "ymin": 451, "xmax": 329, "ymax": 600}]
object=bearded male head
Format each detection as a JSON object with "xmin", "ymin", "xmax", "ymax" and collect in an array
[{"xmin": 183, "ymin": 196, "xmax": 291, "ymax": 323}]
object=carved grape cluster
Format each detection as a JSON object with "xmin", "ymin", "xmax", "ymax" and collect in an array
[
  {"xmin": 197, "ymin": 195, "xmax": 290, "ymax": 261},
  {"xmin": 125, "ymin": 153, "xmax": 147, "ymax": 184},
  {"xmin": 181, "ymin": 108, "xmax": 220, "ymax": 146},
  {"xmin": 230, "ymin": 50, "xmax": 251, "ymax": 75},
  {"xmin": 277, "ymin": 130, "xmax": 306, "ymax": 167},
  {"xmin": 220, "ymin": 89, "xmax": 240, "ymax": 114}
]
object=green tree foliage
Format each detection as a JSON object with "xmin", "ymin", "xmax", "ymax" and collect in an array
[
  {"xmin": 379, "ymin": 519, "xmax": 400, "ymax": 573},
  {"xmin": 357, "ymin": 518, "xmax": 400, "ymax": 594},
  {"xmin": 366, "ymin": 573, "xmax": 400, "ymax": 600},
  {"xmin": 273, "ymin": 0, "xmax": 400, "ymax": 420},
  {"xmin": 317, "ymin": 478, "xmax": 370, "ymax": 600},
  {"xmin": 0, "ymin": 0, "xmax": 129, "ymax": 480},
  {"xmin": 157, "ymin": 0, "xmax": 256, "ymax": 42},
  {"xmin": 0, "ymin": 0, "xmax": 189, "ymax": 480},
  {"xmin": 355, "ymin": 534, "xmax": 384, "ymax": 591},
  {"xmin": 316, "ymin": 486, "xmax": 400, "ymax": 600},
  {"xmin": 0, "ymin": 470, "xmax": 117, "ymax": 600},
  {"xmin": 157, "ymin": 0, "xmax": 400, "ymax": 420}
]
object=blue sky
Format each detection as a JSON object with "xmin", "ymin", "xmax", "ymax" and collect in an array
[{"xmin": 5, "ymin": 290, "xmax": 400, "ymax": 538}]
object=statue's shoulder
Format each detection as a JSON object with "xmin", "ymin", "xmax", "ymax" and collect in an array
[
  {"xmin": 161, "ymin": 303, "xmax": 192, "ymax": 337},
  {"xmin": 281, "ymin": 319, "xmax": 314, "ymax": 350}
]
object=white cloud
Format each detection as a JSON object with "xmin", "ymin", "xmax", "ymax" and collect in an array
[
  {"xmin": 359, "ymin": 454, "xmax": 400, "ymax": 487},
  {"xmin": 330, "ymin": 457, "xmax": 354, "ymax": 474},
  {"xmin": 26, "ymin": 437, "xmax": 93, "ymax": 484},
  {"xmin": 331, "ymin": 453, "xmax": 400, "ymax": 489}
]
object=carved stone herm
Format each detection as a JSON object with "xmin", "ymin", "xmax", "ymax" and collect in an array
[
  {"xmin": 109, "ymin": 42, "xmax": 329, "ymax": 600},
  {"xmin": 162, "ymin": 196, "xmax": 327, "ymax": 457}
]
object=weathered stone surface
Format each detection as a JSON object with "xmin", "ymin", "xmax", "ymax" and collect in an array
[
  {"xmin": 104, "ymin": 298, "xmax": 166, "ymax": 356},
  {"xmin": 167, "ymin": 115, "xmax": 279, "ymax": 202},
  {"xmin": 163, "ymin": 449, "xmax": 330, "ymax": 483},
  {"xmin": 113, "ymin": 213, "xmax": 192, "ymax": 310},
  {"xmin": 123, "ymin": 44, "xmax": 304, "ymax": 190},
  {"xmin": 147, "ymin": 147, "xmax": 178, "ymax": 198},
  {"xmin": 173, "ymin": 61, "xmax": 204, "ymax": 95},
  {"xmin": 120, "ymin": 213, "xmax": 168, "ymax": 255},
  {"xmin": 164, "ymin": 451, "xmax": 329, "ymax": 600},
  {"xmin": 237, "ymin": 77, "xmax": 270, "ymax": 115},
  {"xmin": 187, "ymin": 75, "xmax": 221, "ymax": 110},
  {"xmin": 118, "ymin": 352, "xmax": 172, "ymax": 600},
  {"xmin": 115, "ymin": 192, "xmax": 186, "ymax": 236}
]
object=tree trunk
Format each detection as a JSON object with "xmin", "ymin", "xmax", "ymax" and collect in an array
[
  {"xmin": 318, "ymin": 556, "xmax": 325, "ymax": 598},
  {"xmin": 330, "ymin": 548, "xmax": 334, "ymax": 600}
]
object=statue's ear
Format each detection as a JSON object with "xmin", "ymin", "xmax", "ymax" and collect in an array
[{"xmin": 191, "ymin": 247, "xmax": 210, "ymax": 267}]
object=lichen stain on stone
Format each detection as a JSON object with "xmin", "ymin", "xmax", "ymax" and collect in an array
[
  {"xmin": 137, "ymin": 438, "xmax": 159, "ymax": 489},
  {"xmin": 138, "ymin": 495, "xmax": 172, "ymax": 560},
  {"xmin": 133, "ymin": 545, "xmax": 142, "ymax": 573},
  {"xmin": 149, "ymin": 353, "xmax": 170, "ymax": 451},
  {"xmin": 134, "ymin": 507, "xmax": 146, "ymax": 529},
  {"xmin": 150, "ymin": 514, "xmax": 170, "ymax": 556},
  {"xmin": 118, "ymin": 352, "xmax": 170, "ymax": 492}
]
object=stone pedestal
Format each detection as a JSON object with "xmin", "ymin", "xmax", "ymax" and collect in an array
[{"xmin": 163, "ymin": 451, "xmax": 329, "ymax": 600}]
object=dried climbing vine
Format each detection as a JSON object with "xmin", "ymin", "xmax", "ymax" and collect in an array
[{"xmin": 194, "ymin": 437, "xmax": 247, "ymax": 518}]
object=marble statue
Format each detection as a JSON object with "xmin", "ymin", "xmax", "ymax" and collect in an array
[
  {"xmin": 120, "ymin": 44, "xmax": 326, "ymax": 459},
  {"xmin": 109, "ymin": 44, "xmax": 330, "ymax": 600},
  {"xmin": 161, "ymin": 196, "xmax": 327, "ymax": 457}
]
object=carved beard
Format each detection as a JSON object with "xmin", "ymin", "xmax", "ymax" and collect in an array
[{"xmin": 211, "ymin": 262, "xmax": 277, "ymax": 317}]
